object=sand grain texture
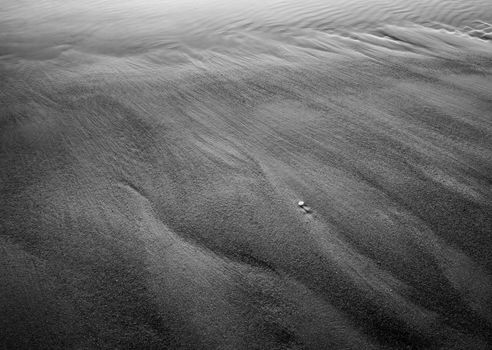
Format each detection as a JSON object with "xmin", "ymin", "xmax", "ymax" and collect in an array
[{"xmin": 1, "ymin": 0, "xmax": 492, "ymax": 349}]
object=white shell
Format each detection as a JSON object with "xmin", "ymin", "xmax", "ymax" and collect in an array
[{"xmin": 298, "ymin": 201, "xmax": 305, "ymax": 207}]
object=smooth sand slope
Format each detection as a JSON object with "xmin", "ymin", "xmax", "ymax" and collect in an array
[{"xmin": 1, "ymin": 12, "xmax": 492, "ymax": 350}]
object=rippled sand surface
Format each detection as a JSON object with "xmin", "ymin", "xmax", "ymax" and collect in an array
[{"xmin": 1, "ymin": 1, "xmax": 492, "ymax": 349}]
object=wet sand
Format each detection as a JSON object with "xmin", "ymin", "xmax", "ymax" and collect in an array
[{"xmin": 1, "ymin": 1, "xmax": 492, "ymax": 349}]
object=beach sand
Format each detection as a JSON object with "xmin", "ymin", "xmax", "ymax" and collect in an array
[{"xmin": 1, "ymin": 1, "xmax": 492, "ymax": 348}]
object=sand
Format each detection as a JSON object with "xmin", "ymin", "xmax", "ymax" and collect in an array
[{"xmin": 1, "ymin": 1, "xmax": 492, "ymax": 349}]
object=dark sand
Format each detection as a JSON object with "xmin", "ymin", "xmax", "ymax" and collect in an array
[{"xmin": 1, "ymin": 1, "xmax": 492, "ymax": 349}]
